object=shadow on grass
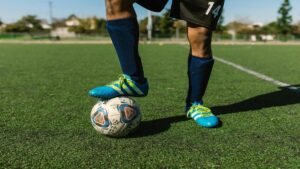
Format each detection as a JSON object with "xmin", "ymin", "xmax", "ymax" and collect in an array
[
  {"xmin": 128, "ymin": 85, "xmax": 300, "ymax": 138},
  {"xmin": 127, "ymin": 115, "xmax": 188, "ymax": 138},
  {"xmin": 128, "ymin": 115, "xmax": 223, "ymax": 138},
  {"xmin": 211, "ymin": 85, "xmax": 300, "ymax": 115}
]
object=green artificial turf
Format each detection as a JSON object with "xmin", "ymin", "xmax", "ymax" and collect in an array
[{"xmin": 0, "ymin": 44, "xmax": 299, "ymax": 168}]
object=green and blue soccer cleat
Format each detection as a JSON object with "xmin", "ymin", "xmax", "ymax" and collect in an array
[
  {"xmin": 89, "ymin": 74, "xmax": 149, "ymax": 100},
  {"xmin": 187, "ymin": 103, "xmax": 219, "ymax": 128}
]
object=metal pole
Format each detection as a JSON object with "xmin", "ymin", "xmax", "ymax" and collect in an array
[
  {"xmin": 147, "ymin": 10, "xmax": 153, "ymax": 40},
  {"xmin": 49, "ymin": 1, "xmax": 53, "ymax": 24}
]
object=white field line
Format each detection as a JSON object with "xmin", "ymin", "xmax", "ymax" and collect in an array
[{"xmin": 214, "ymin": 56, "xmax": 299, "ymax": 92}]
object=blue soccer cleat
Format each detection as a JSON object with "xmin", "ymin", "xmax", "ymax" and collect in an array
[
  {"xmin": 187, "ymin": 103, "xmax": 219, "ymax": 128},
  {"xmin": 89, "ymin": 74, "xmax": 149, "ymax": 100}
]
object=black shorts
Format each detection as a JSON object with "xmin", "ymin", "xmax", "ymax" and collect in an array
[{"xmin": 170, "ymin": 0, "xmax": 225, "ymax": 30}]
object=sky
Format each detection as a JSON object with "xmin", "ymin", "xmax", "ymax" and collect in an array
[{"xmin": 0, "ymin": 0, "xmax": 300, "ymax": 24}]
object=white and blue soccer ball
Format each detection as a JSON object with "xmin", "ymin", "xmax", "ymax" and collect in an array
[{"xmin": 91, "ymin": 97, "xmax": 141, "ymax": 137}]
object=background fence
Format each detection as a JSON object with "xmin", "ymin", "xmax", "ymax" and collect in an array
[{"xmin": 1, "ymin": 32, "xmax": 300, "ymax": 42}]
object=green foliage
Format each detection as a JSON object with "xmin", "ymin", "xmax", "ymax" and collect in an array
[
  {"xmin": 4, "ymin": 15, "xmax": 44, "ymax": 33},
  {"xmin": 67, "ymin": 14, "xmax": 78, "ymax": 20},
  {"xmin": 4, "ymin": 22, "xmax": 31, "ymax": 33},
  {"xmin": 52, "ymin": 19, "xmax": 66, "ymax": 28},
  {"xmin": 277, "ymin": 0, "xmax": 293, "ymax": 35},
  {"xmin": 68, "ymin": 17, "xmax": 107, "ymax": 34},
  {"xmin": 97, "ymin": 18, "xmax": 107, "ymax": 34},
  {"xmin": 139, "ymin": 10, "xmax": 186, "ymax": 38},
  {"xmin": 261, "ymin": 22, "xmax": 279, "ymax": 34},
  {"xmin": 226, "ymin": 21, "xmax": 251, "ymax": 34},
  {"xmin": 140, "ymin": 17, "xmax": 147, "ymax": 34},
  {"xmin": 158, "ymin": 10, "xmax": 175, "ymax": 34},
  {"xmin": 296, "ymin": 23, "xmax": 300, "ymax": 35}
]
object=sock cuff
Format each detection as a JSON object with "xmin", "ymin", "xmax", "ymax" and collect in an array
[
  {"xmin": 106, "ymin": 17, "xmax": 138, "ymax": 29},
  {"xmin": 189, "ymin": 54, "xmax": 214, "ymax": 63},
  {"xmin": 189, "ymin": 54, "xmax": 214, "ymax": 60}
]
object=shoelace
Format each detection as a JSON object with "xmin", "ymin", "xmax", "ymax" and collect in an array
[
  {"xmin": 188, "ymin": 105, "xmax": 213, "ymax": 118},
  {"xmin": 108, "ymin": 75, "xmax": 126, "ymax": 87}
]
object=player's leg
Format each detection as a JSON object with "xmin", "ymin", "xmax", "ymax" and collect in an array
[
  {"xmin": 186, "ymin": 25, "xmax": 214, "ymax": 106},
  {"xmin": 105, "ymin": 0, "xmax": 146, "ymax": 83},
  {"xmin": 170, "ymin": 0, "xmax": 224, "ymax": 128},
  {"xmin": 186, "ymin": 24, "xmax": 218, "ymax": 128},
  {"xmin": 89, "ymin": 0, "xmax": 148, "ymax": 99},
  {"xmin": 105, "ymin": 0, "xmax": 135, "ymax": 20}
]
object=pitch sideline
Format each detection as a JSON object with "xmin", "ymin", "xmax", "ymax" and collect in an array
[{"xmin": 214, "ymin": 56, "xmax": 299, "ymax": 92}]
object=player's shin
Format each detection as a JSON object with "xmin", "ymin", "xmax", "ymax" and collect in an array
[
  {"xmin": 186, "ymin": 54, "xmax": 214, "ymax": 108},
  {"xmin": 106, "ymin": 17, "xmax": 145, "ymax": 84}
]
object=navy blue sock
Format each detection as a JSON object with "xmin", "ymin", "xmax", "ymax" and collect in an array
[
  {"xmin": 106, "ymin": 17, "xmax": 145, "ymax": 83},
  {"xmin": 186, "ymin": 55, "xmax": 215, "ymax": 107}
]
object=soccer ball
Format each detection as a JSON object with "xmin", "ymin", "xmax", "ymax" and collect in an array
[{"xmin": 90, "ymin": 97, "xmax": 141, "ymax": 137}]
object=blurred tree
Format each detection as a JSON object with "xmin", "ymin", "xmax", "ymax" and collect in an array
[
  {"xmin": 277, "ymin": 0, "xmax": 293, "ymax": 35},
  {"xmin": 5, "ymin": 23, "xmax": 30, "ymax": 33},
  {"xmin": 52, "ymin": 18, "xmax": 66, "ymax": 28},
  {"xmin": 5, "ymin": 15, "xmax": 43, "ymax": 33},
  {"xmin": 0, "ymin": 19, "xmax": 3, "ymax": 26},
  {"xmin": 67, "ymin": 14, "xmax": 78, "ymax": 20},
  {"xmin": 139, "ymin": 17, "xmax": 148, "ymax": 34},
  {"xmin": 68, "ymin": 18, "xmax": 89, "ymax": 34},
  {"xmin": 296, "ymin": 22, "xmax": 300, "ymax": 35},
  {"xmin": 139, "ymin": 15, "xmax": 165, "ymax": 37},
  {"xmin": 288, "ymin": 22, "xmax": 300, "ymax": 36},
  {"xmin": 261, "ymin": 22, "xmax": 279, "ymax": 34},
  {"xmin": 226, "ymin": 21, "xmax": 250, "ymax": 33},
  {"xmin": 173, "ymin": 20, "xmax": 185, "ymax": 38},
  {"xmin": 158, "ymin": 10, "xmax": 175, "ymax": 35},
  {"xmin": 69, "ymin": 24, "xmax": 85, "ymax": 34},
  {"xmin": 21, "ymin": 15, "xmax": 43, "ymax": 32},
  {"xmin": 68, "ymin": 17, "xmax": 108, "ymax": 34},
  {"xmin": 98, "ymin": 19, "xmax": 107, "ymax": 34}
]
